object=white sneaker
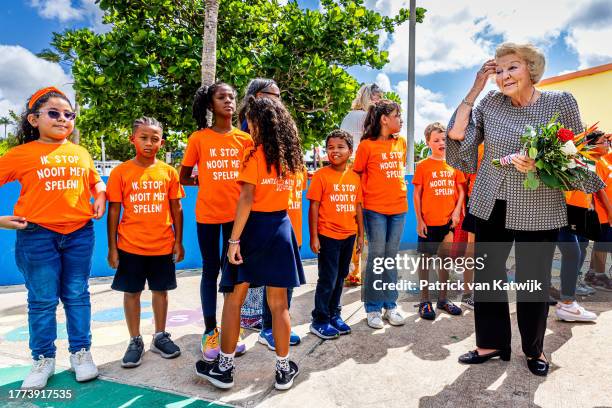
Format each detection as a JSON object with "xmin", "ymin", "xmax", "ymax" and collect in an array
[
  {"xmin": 366, "ymin": 312, "xmax": 384, "ymax": 329},
  {"xmin": 383, "ymin": 308, "xmax": 406, "ymax": 326},
  {"xmin": 555, "ymin": 301, "xmax": 597, "ymax": 322},
  {"xmin": 70, "ymin": 349, "xmax": 99, "ymax": 382},
  {"xmin": 21, "ymin": 356, "xmax": 55, "ymax": 390}
]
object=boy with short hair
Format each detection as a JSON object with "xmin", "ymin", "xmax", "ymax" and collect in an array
[
  {"xmin": 308, "ymin": 129, "xmax": 364, "ymax": 339},
  {"xmin": 413, "ymin": 122, "xmax": 465, "ymax": 320},
  {"xmin": 107, "ymin": 117, "xmax": 185, "ymax": 367}
]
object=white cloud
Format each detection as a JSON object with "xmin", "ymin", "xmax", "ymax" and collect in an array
[
  {"xmin": 0, "ymin": 45, "xmax": 74, "ymax": 126},
  {"xmin": 30, "ymin": 0, "xmax": 83, "ymax": 22},
  {"xmin": 375, "ymin": 73, "xmax": 392, "ymax": 92},
  {"xmin": 395, "ymin": 81, "xmax": 454, "ymax": 142},
  {"xmin": 565, "ymin": 26, "xmax": 612, "ymax": 69},
  {"xmin": 29, "ymin": 0, "xmax": 109, "ymax": 32},
  {"xmin": 371, "ymin": 0, "xmax": 611, "ymax": 75}
]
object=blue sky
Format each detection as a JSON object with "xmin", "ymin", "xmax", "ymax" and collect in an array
[{"xmin": 1, "ymin": 0, "xmax": 611, "ymax": 141}]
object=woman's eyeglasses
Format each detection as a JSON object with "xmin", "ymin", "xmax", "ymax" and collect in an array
[
  {"xmin": 36, "ymin": 109, "xmax": 77, "ymax": 121},
  {"xmin": 260, "ymin": 91, "xmax": 281, "ymax": 99}
]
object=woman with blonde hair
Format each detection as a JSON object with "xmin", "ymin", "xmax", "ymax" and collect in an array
[
  {"xmin": 340, "ymin": 83, "xmax": 383, "ymax": 153},
  {"xmin": 447, "ymin": 42, "xmax": 604, "ymax": 376}
]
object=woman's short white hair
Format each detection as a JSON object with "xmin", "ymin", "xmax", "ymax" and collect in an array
[
  {"xmin": 351, "ymin": 83, "xmax": 382, "ymax": 111},
  {"xmin": 495, "ymin": 42, "xmax": 546, "ymax": 84}
]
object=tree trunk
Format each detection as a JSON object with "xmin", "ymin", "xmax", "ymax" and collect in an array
[{"xmin": 201, "ymin": 0, "xmax": 219, "ymax": 87}]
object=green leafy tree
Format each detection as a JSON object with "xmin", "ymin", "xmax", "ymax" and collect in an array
[{"xmin": 51, "ymin": 0, "xmax": 425, "ymax": 160}]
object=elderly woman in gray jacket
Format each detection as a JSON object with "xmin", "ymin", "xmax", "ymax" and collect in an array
[{"xmin": 446, "ymin": 42, "xmax": 604, "ymax": 376}]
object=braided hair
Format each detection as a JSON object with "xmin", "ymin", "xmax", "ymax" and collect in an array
[
  {"xmin": 17, "ymin": 91, "xmax": 73, "ymax": 144},
  {"xmin": 132, "ymin": 116, "xmax": 164, "ymax": 137},
  {"xmin": 192, "ymin": 82, "xmax": 235, "ymax": 130},
  {"xmin": 362, "ymin": 99, "xmax": 401, "ymax": 141},
  {"xmin": 244, "ymin": 96, "xmax": 303, "ymax": 176}
]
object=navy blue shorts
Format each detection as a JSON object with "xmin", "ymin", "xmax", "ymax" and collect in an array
[
  {"xmin": 112, "ymin": 249, "xmax": 177, "ymax": 293},
  {"xmin": 417, "ymin": 222, "xmax": 453, "ymax": 255}
]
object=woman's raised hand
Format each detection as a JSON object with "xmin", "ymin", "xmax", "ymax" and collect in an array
[{"xmin": 473, "ymin": 59, "xmax": 497, "ymax": 94}]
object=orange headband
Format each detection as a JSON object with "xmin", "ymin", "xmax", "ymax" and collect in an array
[{"xmin": 28, "ymin": 87, "xmax": 66, "ymax": 109}]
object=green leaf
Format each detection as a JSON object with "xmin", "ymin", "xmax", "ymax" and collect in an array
[
  {"xmin": 94, "ymin": 76, "xmax": 106, "ymax": 85},
  {"xmin": 528, "ymin": 147, "xmax": 538, "ymax": 159}
]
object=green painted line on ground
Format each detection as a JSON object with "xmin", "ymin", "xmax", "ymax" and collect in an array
[{"xmin": 0, "ymin": 366, "xmax": 225, "ymax": 408}]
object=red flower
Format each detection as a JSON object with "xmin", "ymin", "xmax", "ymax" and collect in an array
[{"xmin": 557, "ymin": 128, "xmax": 575, "ymax": 142}]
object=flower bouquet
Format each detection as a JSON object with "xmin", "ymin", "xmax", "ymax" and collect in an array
[{"xmin": 492, "ymin": 114, "xmax": 599, "ymax": 190}]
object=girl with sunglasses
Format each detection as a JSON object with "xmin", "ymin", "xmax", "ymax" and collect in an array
[{"xmin": 0, "ymin": 87, "xmax": 106, "ymax": 389}]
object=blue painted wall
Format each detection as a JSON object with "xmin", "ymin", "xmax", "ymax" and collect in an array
[{"xmin": 0, "ymin": 176, "xmax": 417, "ymax": 285}]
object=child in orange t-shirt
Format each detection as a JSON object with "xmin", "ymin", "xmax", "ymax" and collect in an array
[
  {"xmin": 179, "ymin": 82, "xmax": 253, "ymax": 361},
  {"xmin": 308, "ymin": 130, "xmax": 364, "ymax": 339},
  {"xmin": 586, "ymin": 132, "xmax": 612, "ymax": 291},
  {"xmin": 107, "ymin": 117, "xmax": 185, "ymax": 367},
  {"xmin": 353, "ymin": 100, "xmax": 408, "ymax": 329},
  {"xmin": 0, "ymin": 87, "xmax": 106, "ymax": 389},
  {"xmin": 413, "ymin": 122, "xmax": 465, "ymax": 320},
  {"xmin": 196, "ymin": 97, "xmax": 305, "ymax": 391}
]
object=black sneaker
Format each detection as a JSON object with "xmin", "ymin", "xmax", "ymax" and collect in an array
[
  {"xmin": 121, "ymin": 336, "xmax": 144, "ymax": 368},
  {"xmin": 150, "ymin": 332, "xmax": 181, "ymax": 359},
  {"xmin": 275, "ymin": 360, "xmax": 299, "ymax": 391},
  {"xmin": 195, "ymin": 358, "xmax": 234, "ymax": 389}
]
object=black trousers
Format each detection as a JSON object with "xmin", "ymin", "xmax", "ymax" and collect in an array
[{"xmin": 474, "ymin": 200, "xmax": 557, "ymax": 358}]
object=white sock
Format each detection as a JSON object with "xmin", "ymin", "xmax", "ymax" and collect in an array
[
  {"xmin": 276, "ymin": 353, "xmax": 290, "ymax": 371},
  {"xmin": 219, "ymin": 351, "xmax": 235, "ymax": 372}
]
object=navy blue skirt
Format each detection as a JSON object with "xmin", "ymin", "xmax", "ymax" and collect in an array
[{"xmin": 219, "ymin": 210, "xmax": 306, "ymax": 292}]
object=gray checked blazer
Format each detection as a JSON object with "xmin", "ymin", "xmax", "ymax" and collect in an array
[{"xmin": 446, "ymin": 90, "xmax": 605, "ymax": 231}]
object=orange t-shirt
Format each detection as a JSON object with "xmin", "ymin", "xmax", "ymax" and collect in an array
[
  {"xmin": 182, "ymin": 128, "xmax": 253, "ymax": 223},
  {"xmin": 107, "ymin": 160, "xmax": 185, "ymax": 256},
  {"xmin": 565, "ymin": 191, "xmax": 592, "ymax": 209},
  {"xmin": 594, "ymin": 153, "xmax": 612, "ymax": 223},
  {"xmin": 466, "ymin": 144, "xmax": 485, "ymax": 197},
  {"xmin": 306, "ymin": 166, "xmax": 362, "ymax": 240},
  {"xmin": 352, "ymin": 136, "xmax": 407, "ymax": 214},
  {"xmin": 413, "ymin": 157, "xmax": 466, "ymax": 226},
  {"xmin": 0, "ymin": 141, "xmax": 103, "ymax": 234},
  {"xmin": 288, "ymin": 167, "xmax": 308, "ymax": 246},
  {"xmin": 237, "ymin": 146, "xmax": 294, "ymax": 212}
]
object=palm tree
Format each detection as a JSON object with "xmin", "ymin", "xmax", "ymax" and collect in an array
[
  {"xmin": 201, "ymin": 0, "xmax": 219, "ymax": 87},
  {"xmin": 0, "ymin": 117, "xmax": 10, "ymax": 139}
]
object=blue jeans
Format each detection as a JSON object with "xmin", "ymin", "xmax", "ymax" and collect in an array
[
  {"xmin": 312, "ymin": 234, "xmax": 356, "ymax": 324},
  {"xmin": 363, "ymin": 210, "xmax": 406, "ymax": 313},
  {"xmin": 558, "ymin": 227, "xmax": 589, "ymax": 301},
  {"xmin": 15, "ymin": 222, "xmax": 94, "ymax": 359},
  {"xmin": 197, "ymin": 222, "xmax": 233, "ymax": 331}
]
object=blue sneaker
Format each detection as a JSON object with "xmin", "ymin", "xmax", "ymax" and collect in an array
[
  {"xmin": 258, "ymin": 329, "xmax": 300, "ymax": 350},
  {"xmin": 330, "ymin": 316, "xmax": 351, "ymax": 335},
  {"xmin": 309, "ymin": 322, "xmax": 340, "ymax": 340},
  {"xmin": 258, "ymin": 329, "xmax": 275, "ymax": 351},
  {"xmin": 290, "ymin": 331, "xmax": 301, "ymax": 346}
]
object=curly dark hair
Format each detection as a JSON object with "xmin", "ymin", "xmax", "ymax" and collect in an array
[
  {"xmin": 17, "ymin": 91, "xmax": 73, "ymax": 144},
  {"xmin": 362, "ymin": 99, "xmax": 401, "ymax": 141},
  {"xmin": 192, "ymin": 82, "xmax": 235, "ymax": 130},
  {"xmin": 244, "ymin": 96, "xmax": 303, "ymax": 176},
  {"xmin": 326, "ymin": 129, "xmax": 353, "ymax": 151}
]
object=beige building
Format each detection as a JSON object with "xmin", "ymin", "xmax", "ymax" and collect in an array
[{"xmin": 537, "ymin": 63, "xmax": 612, "ymax": 132}]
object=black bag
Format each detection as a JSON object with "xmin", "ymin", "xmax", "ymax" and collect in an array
[{"xmin": 566, "ymin": 204, "xmax": 602, "ymax": 241}]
